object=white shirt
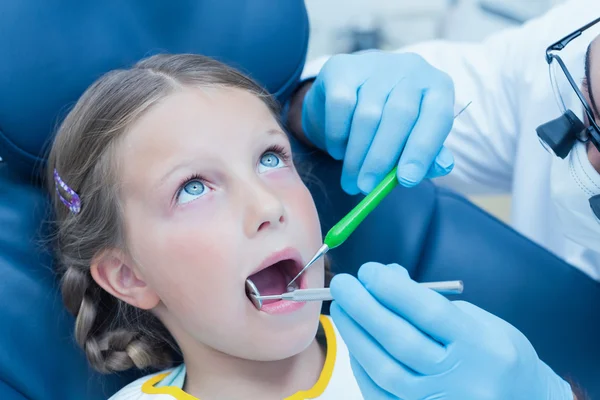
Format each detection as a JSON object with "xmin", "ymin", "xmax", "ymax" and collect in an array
[
  {"xmin": 109, "ymin": 315, "xmax": 362, "ymax": 400},
  {"xmin": 303, "ymin": 0, "xmax": 600, "ymax": 280}
]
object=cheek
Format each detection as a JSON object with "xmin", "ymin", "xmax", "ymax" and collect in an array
[
  {"xmin": 277, "ymin": 174, "xmax": 322, "ymax": 243},
  {"xmin": 295, "ymin": 188, "xmax": 321, "ymax": 235},
  {"xmin": 587, "ymin": 142, "xmax": 600, "ymax": 173},
  {"xmin": 125, "ymin": 204, "xmax": 238, "ymax": 315}
]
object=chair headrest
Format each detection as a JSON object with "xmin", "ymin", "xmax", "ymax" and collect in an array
[{"xmin": 0, "ymin": 0, "xmax": 309, "ymax": 177}]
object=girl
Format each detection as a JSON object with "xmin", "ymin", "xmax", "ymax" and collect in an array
[{"xmin": 47, "ymin": 54, "xmax": 362, "ymax": 399}]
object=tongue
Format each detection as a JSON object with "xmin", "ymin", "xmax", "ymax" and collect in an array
[{"xmin": 248, "ymin": 263, "xmax": 288, "ymax": 297}]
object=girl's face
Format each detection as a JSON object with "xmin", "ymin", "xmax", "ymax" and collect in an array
[{"xmin": 116, "ymin": 87, "xmax": 324, "ymax": 361}]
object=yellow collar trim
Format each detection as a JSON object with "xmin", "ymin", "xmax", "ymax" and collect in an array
[{"xmin": 141, "ymin": 315, "xmax": 337, "ymax": 399}]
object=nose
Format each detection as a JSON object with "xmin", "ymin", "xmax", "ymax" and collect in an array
[{"xmin": 241, "ymin": 179, "xmax": 286, "ymax": 237}]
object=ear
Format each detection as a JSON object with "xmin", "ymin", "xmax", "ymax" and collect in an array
[{"xmin": 90, "ymin": 249, "xmax": 160, "ymax": 310}]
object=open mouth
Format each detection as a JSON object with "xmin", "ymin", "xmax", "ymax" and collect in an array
[{"xmin": 245, "ymin": 258, "xmax": 302, "ymax": 308}]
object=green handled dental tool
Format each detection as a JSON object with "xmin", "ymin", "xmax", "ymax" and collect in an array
[
  {"xmin": 286, "ymin": 166, "xmax": 400, "ymax": 288},
  {"xmin": 286, "ymin": 101, "xmax": 472, "ymax": 289}
]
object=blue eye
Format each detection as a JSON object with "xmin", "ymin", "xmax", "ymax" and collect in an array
[
  {"xmin": 177, "ymin": 179, "xmax": 206, "ymax": 204},
  {"xmin": 258, "ymin": 152, "xmax": 284, "ymax": 172}
]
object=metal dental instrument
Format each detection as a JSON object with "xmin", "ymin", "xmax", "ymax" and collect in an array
[
  {"xmin": 245, "ymin": 278, "xmax": 263, "ymax": 309},
  {"xmin": 251, "ymin": 280, "xmax": 464, "ymax": 308},
  {"xmin": 286, "ymin": 102, "xmax": 474, "ymax": 289}
]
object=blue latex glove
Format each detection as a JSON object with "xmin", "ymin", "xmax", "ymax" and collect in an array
[
  {"xmin": 302, "ymin": 51, "xmax": 456, "ymax": 195},
  {"xmin": 330, "ymin": 263, "xmax": 574, "ymax": 400}
]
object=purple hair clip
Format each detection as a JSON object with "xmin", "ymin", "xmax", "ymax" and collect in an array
[{"xmin": 53, "ymin": 168, "xmax": 81, "ymax": 214}]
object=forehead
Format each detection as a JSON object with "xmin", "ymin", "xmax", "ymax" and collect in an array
[
  {"xmin": 588, "ymin": 36, "xmax": 600, "ymax": 85},
  {"xmin": 120, "ymin": 86, "xmax": 277, "ymax": 153},
  {"xmin": 591, "ymin": 36, "xmax": 600, "ymax": 69}
]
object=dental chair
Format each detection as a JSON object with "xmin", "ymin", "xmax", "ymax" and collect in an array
[{"xmin": 1, "ymin": 1, "xmax": 599, "ymax": 399}]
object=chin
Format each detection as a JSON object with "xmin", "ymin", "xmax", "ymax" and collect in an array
[{"xmin": 248, "ymin": 308, "xmax": 322, "ymax": 361}]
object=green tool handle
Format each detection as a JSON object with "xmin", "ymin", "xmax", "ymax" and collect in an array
[
  {"xmin": 324, "ymin": 167, "xmax": 399, "ymax": 249},
  {"xmin": 321, "ymin": 102, "xmax": 472, "ymax": 252}
]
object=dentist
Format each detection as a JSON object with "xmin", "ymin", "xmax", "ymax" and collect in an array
[{"xmin": 286, "ymin": 0, "xmax": 600, "ymax": 398}]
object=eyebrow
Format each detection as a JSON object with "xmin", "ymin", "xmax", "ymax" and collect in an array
[
  {"xmin": 267, "ymin": 128, "xmax": 287, "ymax": 138},
  {"xmin": 158, "ymin": 159, "xmax": 196, "ymax": 187},
  {"xmin": 585, "ymin": 44, "xmax": 600, "ymax": 119},
  {"xmin": 158, "ymin": 128, "xmax": 288, "ymax": 185}
]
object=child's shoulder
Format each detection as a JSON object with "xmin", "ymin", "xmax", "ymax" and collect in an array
[{"xmin": 108, "ymin": 366, "xmax": 183, "ymax": 400}]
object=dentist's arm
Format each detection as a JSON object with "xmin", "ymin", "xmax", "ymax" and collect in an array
[{"xmin": 329, "ymin": 262, "xmax": 579, "ymax": 400}]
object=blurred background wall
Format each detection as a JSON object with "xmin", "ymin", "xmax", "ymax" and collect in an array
[{"xmin": 304, "ymin": 0, "xmax": 567, "ymax": 223}]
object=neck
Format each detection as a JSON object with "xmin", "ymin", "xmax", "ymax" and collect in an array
[{"xmin": 182, "ymin": 338, "xmax": 325, "ymax": 400}]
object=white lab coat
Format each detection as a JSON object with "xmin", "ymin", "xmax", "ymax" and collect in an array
[{"xmin": 303, "ymin": 0, "xmax": 600, "ymax": 280}]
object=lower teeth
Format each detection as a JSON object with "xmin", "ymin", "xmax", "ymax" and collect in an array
[{"xmin": 287, "ymin": 280, "xmax": 299, "ymax": 291}]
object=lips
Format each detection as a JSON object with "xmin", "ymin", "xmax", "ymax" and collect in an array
[{"xmin": 246, "ymin": 248, "xmax": 304, "ymax": 305}]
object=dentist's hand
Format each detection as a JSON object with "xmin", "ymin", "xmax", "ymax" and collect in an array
[
  {"xmin": 301, "ymin": 51, "xmax": 456, "ymax": 194},
  {"xmin": 330, "ymin": 263, "xmax": 575, "ymax": 400}
]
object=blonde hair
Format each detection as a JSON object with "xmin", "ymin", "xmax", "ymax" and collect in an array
[{"xmin": 47, "ymin": 54, "xmax": 281, "ymax": 373}]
